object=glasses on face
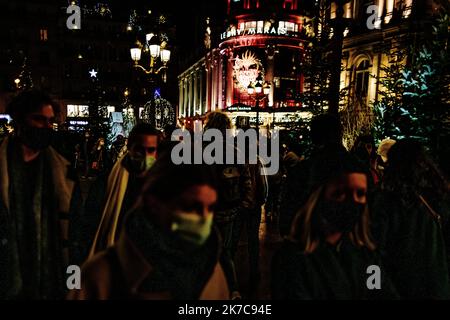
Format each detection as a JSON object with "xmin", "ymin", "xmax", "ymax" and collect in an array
[{"xmin": 27, "ymin": 114, "xmax": 57, "ymax": 127}]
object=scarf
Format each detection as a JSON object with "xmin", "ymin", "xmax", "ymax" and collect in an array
[
  {"xmin": 125, "ymin": 209, "xmax": 216, "ymax": 299},
  {"xmin": 1, "ymin": 139, "xmax": 64, "ymax": 299},
  {"xmin": 88, "ymin": 154, "xmax": 130, "ymax": 258}
]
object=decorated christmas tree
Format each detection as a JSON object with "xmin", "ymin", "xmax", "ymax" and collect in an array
[
  {"xmin": 87, "ymin": 71, "xmax": 110, "ymax": 141},
  {"xmin": 17, "ymin": 57, "xmax": 34, "ymax": 91},
  {"xmin": 372, "ymin": 8, "xmax": 450, "ymax": 171},
  {"xmin": 374, "ymin": 11, "xmax": 450, "ymax": 152}
]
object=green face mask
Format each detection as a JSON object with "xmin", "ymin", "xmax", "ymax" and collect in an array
[
  {"xmin": 171, "ymin": 212, "xmax": 213, "ymax": 246},
  {"xmin": 145, "ymin": 155, "xmax": 156, "ymax": 171},
  {"xmin": 129, "ymin": 154, "xmax": 156, "ymax": 173}
]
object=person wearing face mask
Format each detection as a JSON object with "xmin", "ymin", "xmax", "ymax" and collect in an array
[
  {"xmin": 89, "ymin": 137, "xmax": 110, "ymax": 176},
  {"xmin": 68, "ymin": 147, "xmax": 230, "ymax": 300},
  {"xmin": 0, "ymin": 90, "xmax": 76, "ymax": 299},
  {"xmin": 80, "ymin": 124, "xmax": 160, "ymax": 262},
  {"xmin": 271, "ymin": 148, "xmax": 398, "ymax": 299}
]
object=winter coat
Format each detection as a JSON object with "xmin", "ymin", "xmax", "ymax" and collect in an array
[
  {"xmin": 272, "ymin": 238, "xmax": 399, "ymax": 299},
  {"xmin": 371, "ymin": 190, "xmax": 450, "ymax": 299},
  {"xmin": 67, "ymin": 227, "xmax": 229, "ymax": 300},
  {"xmin": 0, "ymin": 137, "xmax": 76, "ymax": 298}
]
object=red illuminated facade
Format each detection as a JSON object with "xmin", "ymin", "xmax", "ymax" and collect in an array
[{"xmin": 178, "ymin": 0, "xmax": 312, "ymax": 120}]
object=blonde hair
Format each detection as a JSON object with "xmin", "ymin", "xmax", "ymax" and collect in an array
[{"xmin": 288, "ymin": 186, "xmax": 376, "ymax": 254}]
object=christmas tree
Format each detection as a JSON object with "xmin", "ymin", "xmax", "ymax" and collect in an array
[
  {"xmin": 87, "ymin": 70, "xmax": 110, "ymax": 141},
  {"xmin": 373, "ymin": 16, "xmax": 450, "ymax": 143},
  {"xmin": 17, "ymin": 56, "xmax": 34, "ymax": 91},
  {"xmin": 372, "ymin": 8, "xmax": 450, "ymax": 171}
]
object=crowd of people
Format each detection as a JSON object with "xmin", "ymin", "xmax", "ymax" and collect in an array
[{"xmin": 0, "ymin": 89, "xmax": 449, "ymax": 300}]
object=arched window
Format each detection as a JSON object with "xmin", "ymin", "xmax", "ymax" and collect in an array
[{"xmin": 354, "ymin": 59, "xmax": 370, "ymax": 99}]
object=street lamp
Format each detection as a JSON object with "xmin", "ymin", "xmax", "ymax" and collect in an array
[
  {"xmin": 130, "ymin": 33, "xmax": 171, "ymax": 127},
  {"xmin": 130, "ymin": 33, "xmax": 171, "ymax": 83},
  {"xmin": 247, "ymin": 74, "xmax": 270, "ymax": 134}
]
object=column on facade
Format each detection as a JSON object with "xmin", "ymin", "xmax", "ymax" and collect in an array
[
  {"xmin": 342, "ymin": 53, "xmax": 351, "ymax": 109},
  {"xmin": 369, "ymin": 53, "xmax": 379, "ymax": 104},
  {"xmin": 193, "ymin": 72, "xmax": 198, "ymax": 115},
  {"xmin": 199, "ymin": 67, "xmax": 204, "ymax": 114},
  {"xmin": 267, "ymin": 54, "xmax": 275, "ymax": 107},
  {"xmin": 188, "ymin": 74, "xmax": 194, "ymax": 117},
  {"xmin": 178, "ymin": 79, "xmax": 184, "ymax": 118},
  {"xmin": 225, "ymin": 50, "xmax": 234, "ymax": 108},
  {"xmin": 205, "ymin": 61, "xmax": 211, "ymax": 112},
  {"xmin": 217, "ymin": 52, "xmax": 223, "ymax": 110},
  {"xmin": 385, "ymin": 0, "xmax": 394, "ymax": 23},
  {"xmin": 376, "ymin": 0, "xmax": 384, "ymax": 27},
  {"xmin": 183, "ymin": 78, "xmax": 188, "ymax": 118},
  {"xmin": 211, "ymin": 58, "xmax": 217, "ymax": 111}
]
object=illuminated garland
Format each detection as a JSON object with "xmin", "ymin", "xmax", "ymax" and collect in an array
[{"xmin": 142, "ymin": 95, "xmax": 175, "ymax": 130}]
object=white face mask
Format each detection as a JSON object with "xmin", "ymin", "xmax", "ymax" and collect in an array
[{"xmin": 171, "ymin": 211, "xmax": 214, "ymax": 246}]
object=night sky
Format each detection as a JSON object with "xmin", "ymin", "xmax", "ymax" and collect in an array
[{"xmin": 99, "ymin": 0, "xmax": 226, "ymax": 47}]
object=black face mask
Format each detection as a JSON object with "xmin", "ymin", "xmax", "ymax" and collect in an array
[
  {"xmin": 19, "ymin": 126, "xmax": 54, "ymax": 151},
  {"xmin": 317, "ymin": 200, "xmax": 365, "ymax": 233}
]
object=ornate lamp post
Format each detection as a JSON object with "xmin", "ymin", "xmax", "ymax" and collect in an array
[
  {"xmin": 247, "ymin": 74, "xmax": 271, "ymax": 134},
  {"xmin": 130, "ymin": 33, "xmax": 171, "ymax": 81},
  {"xmin": 130, "ymin": 33, "xmax": 171, "ymax": 127}
]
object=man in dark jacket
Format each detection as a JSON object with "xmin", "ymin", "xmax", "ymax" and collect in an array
[
  {"xmin": 0, "ymin": 90, "xmax": 76, "ymax": 299},
  {"xmin": 70, "ymin": 124, "xmax": 160, "ymax": 266}
]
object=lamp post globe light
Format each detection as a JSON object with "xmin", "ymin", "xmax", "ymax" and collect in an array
[
  {"xmin": 130, "ymin": 33, "xmax": 171, "ymax": 82},
  {"xmin": 130, "ymin": 32, "xmax": 171, "ymax": 126},
  {"xmin": 247, "ymin": 73, "xmax": 270, "ymax": 134}
]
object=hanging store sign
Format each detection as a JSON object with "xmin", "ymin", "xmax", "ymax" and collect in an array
[
  {"xmin": 220, "ymin": 20, "xmax": 300, "ymax": 41},
  {"xmin": 227, "ymin": 106, "xmax": 252, "ymax": 112}
]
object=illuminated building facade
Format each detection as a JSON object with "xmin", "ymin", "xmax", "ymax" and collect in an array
[
  {"xmin": 178, "ymin": 0, "xmax": 442, "ymax": 130},
  {"xmin": 178, "ymin": 0, "xmax": 313, "ymax": 126},
  {"xmin": 336, "ymin": 0, "xmax": 440, "ymax": 110}
]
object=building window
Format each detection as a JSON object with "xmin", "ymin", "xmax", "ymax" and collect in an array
[
  {"xmin": 107, "ymin": 106, "xmax": 116, "ymax": 117},
  {"xmin": 67, "ymin": 105, "xmax": 89, "ymax": 117},
  {"xmin": 40, "ymin": 29, "xmax": 48, "ymax": 41},
  {"xmin": 257, "ymin": 20, "xmax": 264, "ymax": 32},
  {"xmin": 245, "ymin": 21, "xmax": 256, "ymax": 29},
  {"xmin": 244, "ymin": 0, "xmax": 259, "ymax": 9},
  {"xmin": 354, "ymin": 59, "xmax": 370, "ymax": 99}
]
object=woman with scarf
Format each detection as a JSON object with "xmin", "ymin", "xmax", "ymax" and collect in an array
[{"xmin": 68, "ymin": 147, "xmax": 229, "ymax": 300}]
